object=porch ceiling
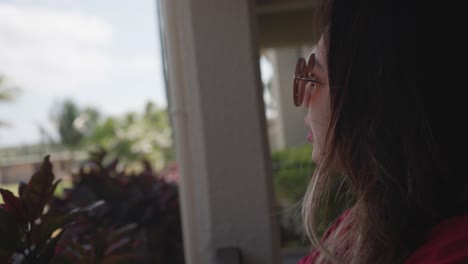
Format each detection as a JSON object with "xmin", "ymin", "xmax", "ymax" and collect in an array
[{"xmin": 256, "ymin": 0, "xmax": 318, "ymax": 48}]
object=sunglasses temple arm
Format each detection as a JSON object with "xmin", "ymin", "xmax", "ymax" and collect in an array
[{"xmin": 299, "ymin": 77, "xmax": 324, "ymax": 84}]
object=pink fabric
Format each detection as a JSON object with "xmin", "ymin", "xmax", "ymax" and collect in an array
[
  {"xmin": 404, "ymin": 214, "xmax": 468, "ymax": 264},
  {"xmin": 298, "ymin": 209, "xmax": 351, "ymax": 264},
  {"xmin": 298, "ymin": 213, "xmax": 468, "ymax": 264},
  {"xmin": 298, "ymin": 254, "xmax": 312, "ymax": 264}
]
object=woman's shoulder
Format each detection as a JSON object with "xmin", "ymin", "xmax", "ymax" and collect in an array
[
  {"xmin": 299, "ymin": 211, "xmax": 468, "ymax": 264},
  {"xmin": 404, "ymin": 213, "xmax": 468, "ymax": 264}
]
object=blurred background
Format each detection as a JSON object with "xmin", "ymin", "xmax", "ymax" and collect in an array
[{"xmin": 0, "ymin": 0, "xmax": 334, "ymax": 263}]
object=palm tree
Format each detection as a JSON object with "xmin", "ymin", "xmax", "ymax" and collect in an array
[{"xmin": 51, "ymin": 99, "xmax": 84, "ymax": 148}]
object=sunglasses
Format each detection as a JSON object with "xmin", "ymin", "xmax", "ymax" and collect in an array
[{"xmin": 293, "ymin": 53, "xmax": 326, "ymax": 107}]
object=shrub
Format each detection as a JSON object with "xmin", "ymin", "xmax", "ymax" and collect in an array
[
  {"xmin": 271, "ymin": 144, "xmax": 350, "ymax": 248},
  {"xmin": 0, "ymin": 150, "xmax": 184, "ymax": 264},
  {"xmin": 50, "ymin": 149, "xmax": 184, "ymax": 264},
  {"xmin": 0, "ymin": 156, "xmax": 95, "ymax": 263}
]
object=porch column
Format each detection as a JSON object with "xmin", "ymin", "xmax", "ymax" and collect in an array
[
  {"xmin": 267, "ymin": 47, "xmax": 308, "ymax": 150},
  {"xmin": 158, "ymin": 0, "xmax": 281, "ymax": 263}
]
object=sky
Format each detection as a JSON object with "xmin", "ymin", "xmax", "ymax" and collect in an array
[
  {"xmin": 0, "ymin": 0, "xmax": 165, "ymax": 147},
  {"xmin": 0, "ymin": 0, "xmax": 273, "ymax": 148}
]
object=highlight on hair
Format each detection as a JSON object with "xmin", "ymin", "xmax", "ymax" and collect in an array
[{"xmin": 301, "ymin": 1, "xmax": 468, "ymax": 263}]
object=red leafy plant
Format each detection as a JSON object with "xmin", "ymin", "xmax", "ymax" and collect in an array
[
  {"xmin": 0, "ymin": 155, "xmax": 80, "ymax": 263},
  {"xmin": 48, "ymin": 149, "xmax": 184, "ymax": 264},
  {"xmin": 0, "ymin": 150, "xmax": 183, "ymax": 264},
  {"xmin": 0, "ymin": 156, "xmax": 151, "ymax": 264}
]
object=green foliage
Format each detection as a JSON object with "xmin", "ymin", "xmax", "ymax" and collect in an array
[
  {"xmin": 271, "ymin": 144, "xmax": 314, "ymax": 248},
  {"xmin": 271, "ymin": 144, "xmax": 314, "ymax": 206},
  {"xmin": 50, "ymin": 100, "xmax": 173, "ymax": 171},
  {"xmin": 52, "ymin": 100, "xmax": 86, "ymax": 148},
  {"xmin": 271, "ymin": 144, "xmax": 351, "ymax": 248},
  {"xmin": 85, "ymin": 102, "xmax": 173, "ymax": 171}
]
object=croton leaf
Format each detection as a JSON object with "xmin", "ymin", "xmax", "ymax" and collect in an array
[
  {"xmin": 100, "ymin": 253, "xmax": 141, "ymax": 264},
  {"xmin": 49, "ymin": 179, "xmax": 63, "ymax": 202},
  {"xmin": 18, "ymin": 181, "xmax": 27, "ymax": 198},
  {"xmin": 107, "ymin": 223, "xmax": 137, "ymax": 246},
  {"xmin": 21, "ymin": 155, "xmax": 56, "ymax": 221},
  {"xmin": 0, "ymin": 208, "xmax": 25, "ymax": 252},
  {"xmin": 0, "ymin": 189, "xmax": 27, "ymax": 223},
  {"xmin": 104, "ymin": 237, "xmax": 132, "ymax": 257},
  {"xmin": 34, "ymin": 232, "xmax": 63, "ymax": 264},
  {"xmin": 35, "ymin": 212, "xmax": 77, "ymax": 245},
  {"xmin": 49, "ymin": 255, "xmax": 79, "ymax": 264},
  {"xmin": 63, "ymin": 240, "xmax": 90, "ymax": 263},
  {"xmin": 69, "ymin": 200, "xmax": 106, "ymax": 216}
]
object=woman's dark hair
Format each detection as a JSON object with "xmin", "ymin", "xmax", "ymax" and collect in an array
[{"xmin": 302, "ymin": 1, "xmax": 468, "ymax": 263}]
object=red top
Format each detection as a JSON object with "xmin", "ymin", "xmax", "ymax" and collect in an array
[{"xmin": 299, "ymin": 213, "xmax": 468, "ymax": 264}]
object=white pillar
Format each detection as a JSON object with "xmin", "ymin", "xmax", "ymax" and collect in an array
[
  {"xmin": 158, "ymin": 0, "xmax": 281, "ymax": 263},
  {"xmin": 267, "ymin": 46, "xmax": 315, "ymax": 150}
]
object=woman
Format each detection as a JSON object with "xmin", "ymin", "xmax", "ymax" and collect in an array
[{"xmin": 296, "ymin": 0, "xmax": 468, "ymax": 263}]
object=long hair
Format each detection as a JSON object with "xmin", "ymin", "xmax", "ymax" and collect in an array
[{"xmin": 302, "ymin": 1, "xmax": 468, "ymax": 263}]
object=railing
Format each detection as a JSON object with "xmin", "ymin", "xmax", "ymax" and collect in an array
[{"xmin": 0, "ymin": 150, "xmax": 87, "ymax": 166}]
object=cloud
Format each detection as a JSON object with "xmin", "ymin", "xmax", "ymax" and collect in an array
[
  {"xmin": 0, "ymin": 1, "xmax": 166, "ymax": 147},
  {"xmin": 0, "ymin": 3, "xmax": 114, "ymax": 92},
  {"xmin": 112, "ymin": 56, "xmax": 161, "ymax": 73}
]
